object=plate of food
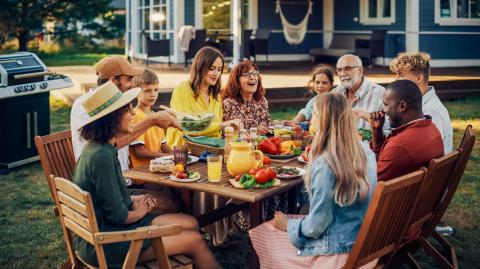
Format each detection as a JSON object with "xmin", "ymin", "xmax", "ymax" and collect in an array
[
  {"xmin": 169, "ymin": 171, "xmax": 201, "ymax": 183},
  {"xmin": 272, "ymin": 165, "xmax": 305, "ymax": 179},
  {"xmin": 229, "ymin": 168, "xmax": 280, "ymax": 189},
  {"xmin": 265, "ymin": 153, "xmax": 299, "ymax": 160},
  {"xmin": 297, "ymin": 155, "xmax": 307, "ymax": 163},
  {"xmin": 152, "ymin": 155, "xmax": 199, "ymax": 165}
]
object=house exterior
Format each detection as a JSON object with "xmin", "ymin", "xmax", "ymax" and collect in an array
[{"xmin": 125, "ymin": 0, "xmax": 480, "ymax": 67}]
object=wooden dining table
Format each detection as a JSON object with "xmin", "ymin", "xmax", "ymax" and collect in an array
[{"xmin": 123, "ymin": 157, "xmax": 307, "ymax": 268}]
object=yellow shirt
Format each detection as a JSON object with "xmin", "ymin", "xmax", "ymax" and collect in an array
[
  {"xmin": 129, "ymin": 107, "xmax": 166, "ymax": 168},
  {"xmin": 166, "ymin": 81, "xmax": 222, "ymax": 147}
]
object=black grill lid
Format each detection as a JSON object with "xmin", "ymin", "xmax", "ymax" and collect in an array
[{"xmin": 0, "ymin": 52, "xmax": 47, "ymax": 87}]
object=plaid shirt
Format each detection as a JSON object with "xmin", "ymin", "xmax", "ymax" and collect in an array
[{"xmin": 333, "ymin": 77, "xmax": 385, "ymax": 129}]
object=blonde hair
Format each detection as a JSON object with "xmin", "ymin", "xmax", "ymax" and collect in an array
[
  {"xmin": 390, "ymin": 52, "xmax": 431, "ymax": 82},
  {"xmin": 134, "ymin": 69, "xmax": 159, "ymax": 87},
  {"xmin": 304, "ymin": 93, "xmax": 370, "ymax": 207}
]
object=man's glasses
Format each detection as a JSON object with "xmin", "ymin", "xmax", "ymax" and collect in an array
[
  {"xmin": 336, "ymin": 66, "xmax": 359, "ymax": 73},
  {"xmin": 239, "ymin": 71, "xmax": 259, "ymax": 78}
]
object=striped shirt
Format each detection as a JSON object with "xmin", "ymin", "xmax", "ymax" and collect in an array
[
  {"xmin": 333, "ymin": 77, "xmax": 385, "ymax": 129},
  {"xmin": 423, "ymin": 86, "xmax": 453, "ymax": 154}
]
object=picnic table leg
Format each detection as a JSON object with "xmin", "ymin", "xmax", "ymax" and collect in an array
[
  {"xmin": 287, "ymin": 187, "xmax": 298, "ymax": 214},
  {"xmin": 180, "ymin": 189, "xmax": 193, "ymax": 214},
  {"xmin": 249, "ymin": 202, "xmax": 262, "ymax": 269}
]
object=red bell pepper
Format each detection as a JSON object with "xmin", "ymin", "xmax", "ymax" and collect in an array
[{"xmin": 258, "ymin": 139, "xmax": 278, "ymax": 155}]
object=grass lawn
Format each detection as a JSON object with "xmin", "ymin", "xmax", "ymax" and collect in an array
[
  {"xmin": 0, "ymin": 97, "xmax": 478, "ymax": 269},
  {"xmin": 37, "ymin": 53, "xmax": 123, "ymax": 67}
]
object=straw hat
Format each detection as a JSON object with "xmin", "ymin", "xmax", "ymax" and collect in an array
[{"xmin": 77, "ymin": 81, "xmax": 140, "ymax": 130}]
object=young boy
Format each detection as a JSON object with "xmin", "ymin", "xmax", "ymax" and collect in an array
[{"xmin": 130, "ymin": 69, "xmax": 172, "ymax": 168}]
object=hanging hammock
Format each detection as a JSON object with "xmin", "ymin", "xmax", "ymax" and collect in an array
[{"xmin": 275, "ymin": 0, "xmax": 313, "ymax": 45}]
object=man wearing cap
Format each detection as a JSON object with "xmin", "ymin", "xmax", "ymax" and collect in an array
[
  {"xmin": 70, "ymin": 56, "xmax": 181, "ymax": 214},
  {"xmin": 71, "ymin": 56, "xmax": 181, "ymax": 170}
]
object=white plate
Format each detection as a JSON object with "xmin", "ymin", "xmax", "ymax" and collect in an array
[
  {"xmin": 169, "ymin": 173, "xmax": 201, "ymax": 183},
  {"xmin": 276, "ymin": 166, "xmax": 306, "ymax": 179},
  {"xmin": 153, "ymin": 155, "xmax": 199, "ymax": 165},
  {"xmin": 297, "ymin": 156, "xmax": 308, "ymax": 163}
]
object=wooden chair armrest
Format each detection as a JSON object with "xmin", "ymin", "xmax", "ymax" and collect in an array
[{"xmin": 95, "ymin": 224, "xmax": 182, "ymax": 245}]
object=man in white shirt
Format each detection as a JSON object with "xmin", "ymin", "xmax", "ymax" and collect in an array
[
  {"xmin": 390, "ymin": 52, "xmax": 453, "ymax": 154},
  {"xmin": 71, "ymin": 56, "xmax": 181, "ymax": 170},
  {"xmin": 333, "ymin": 54, "xmax": 387, "ymax": 130}
]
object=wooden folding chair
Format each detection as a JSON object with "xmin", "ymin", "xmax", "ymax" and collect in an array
[
  {"xmin": 343, "ymin": 169, "xmax": 427, "ymax": 269},
  {"xmin": 50, "ymin": 175, "xmax": 192, "ymax": 269},
  {"xmin": 34, "ymin": 130, "xmax": 76, "ymax": 199},
  {"xmin": 398, "ymin": 125, "xmax": 476, "ymax": 268}
]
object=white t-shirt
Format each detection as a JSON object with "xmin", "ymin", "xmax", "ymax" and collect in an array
[
  {"xmin": 423, "ymin": 86, "xmax": 453, "ymax": 154},
  {"xmin": 70, "ymin": 90, "xmax": 131, "ymax": 171}
]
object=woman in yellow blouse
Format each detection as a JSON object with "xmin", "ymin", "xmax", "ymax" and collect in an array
[{"xmin": 166, "ymin": 47, "xmax": 242, "ymax": 147}]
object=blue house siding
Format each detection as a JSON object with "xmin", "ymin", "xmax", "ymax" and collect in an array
[
  {"xmin": 333, "ymin": 0, "xmax": 405, "ymax": 58},
  {"xmin": 185, "ymin": 0, "xmax": 195, "ymax": 26},
  {"xmin": 419, "ymin": 0, "xmax": 480, "ymax": 60},
  {"xmin": 334, "ymin": 0, "xmax": 405, "ymax": 31},
  {"xmin": 258, "ymin": 0, "xmax": 323, "ymax": 54},
  {"xmin": 420, "ymin": 35, "xmax": 480, "ymax": 59}
]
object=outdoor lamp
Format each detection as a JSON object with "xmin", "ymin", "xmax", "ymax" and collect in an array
[{"xmin": 150, "ymin": 12, "xmax": 166, "ymax": 23}]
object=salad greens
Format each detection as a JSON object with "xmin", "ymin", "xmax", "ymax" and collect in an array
[
  {"xmin": 239, "ymin": 174, "xmax": 274, "ymax": 189},
  {"xmin": 358, "ymin": 128, "xmax": 372, "ymax": 141}
]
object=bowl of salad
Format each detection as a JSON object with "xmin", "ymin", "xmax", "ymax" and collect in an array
[{"xmin": 178, "ymin": 113, "xmax": 214, "ymax": 133}]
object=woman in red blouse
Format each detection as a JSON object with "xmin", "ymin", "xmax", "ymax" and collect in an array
[{"xmin": 222, "ymin": 61, "xmax": 271, "ymax": 135}]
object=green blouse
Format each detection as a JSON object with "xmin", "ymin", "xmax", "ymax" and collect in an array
[{"xmin": 73, "ymin": 142, "xmax": 155, "ymax": 267}]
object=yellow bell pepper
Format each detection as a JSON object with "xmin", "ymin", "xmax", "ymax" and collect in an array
[{"xmin": 278, "ymin": 141, "xmax": 296, "ymax": 154}]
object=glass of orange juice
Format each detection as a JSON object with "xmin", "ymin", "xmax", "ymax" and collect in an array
[{"xmin": 207, "ymin": 155, "xmax": 223, "ymax": 183}]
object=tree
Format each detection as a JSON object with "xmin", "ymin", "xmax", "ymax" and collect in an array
[{"xmin": 0, "ymin": 0, "xmax": 113, "ymax": 51}]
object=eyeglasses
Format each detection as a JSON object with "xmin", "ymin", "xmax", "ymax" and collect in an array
[
  {"xmin": 335, "ymin": 66, "xmax": 360, "ymax": 73},
  {"xmin": 239, "ymin": 71, "xmax": 259, "ymax": 78}
]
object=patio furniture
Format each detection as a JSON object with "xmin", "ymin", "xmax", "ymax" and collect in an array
[
  {"xmin": 143, "ymin": 31, "xmax": 171, "ymax": 68},
  {"xmin": 49, "ymin": 175, "xmax": 192, "ymax": 269},
  {"xmin": 250, "ymin": 28, "xmax": 271, "ymax": 63},
  {"xmin": 123, "ymin": 158, "xmax": 304, "ymax": 268},
  {"xmin": 394, "ymin": 125, "xmax": 476, "ymax": 269},
  {"xmin": 343, "ymin": 169, "xmax": 427, "ymax": 268},
  {"xmin": 309, "ymin": 33, "xmax": 370, "ymax": 62},
  {"xmin": 184, "ymin": 29, "xmax": 207, "ymax": 68},
  {"xmin": 355, "ymin": 30, "xmax": 387, "ymax": 66}
]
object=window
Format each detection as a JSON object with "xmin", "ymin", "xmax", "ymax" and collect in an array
[
  {"xmin": 360, "ymin": 0, "xmax": 395, "ymax": 25},
  {"xmin": 436, "ymin": 0, "xmax": 480, "ymax": 25},
  {"xmin": 137, "ymin": 0, "xmax": 170, "ymax": 54}
]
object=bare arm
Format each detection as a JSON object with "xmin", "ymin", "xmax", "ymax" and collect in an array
[
  {"xmin": 113, "ymin": 111, "xmax": 181, "ymax": 149},
  {"xmin": 124, "ymin": 197, "xmax": 150, "ymax": 224},
  {"xmin": 131, "ymin": 144, "xmax": 171, "ymax": 160},
  {"xmin": 292, "ymin": 111, "xmax": 306, "ymax": 124}
]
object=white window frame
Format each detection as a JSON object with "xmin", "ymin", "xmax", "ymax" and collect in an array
[
  {"xmin": 135, "ymin": 0, "xmax": 172, "ymax": 55},
  {"xmin": 435, "ymin": 0, "xmax": 480, "ymax": 26},
  {"xmin": 360, "ymin": 0, "xmax": 396, "ymax": 25}
]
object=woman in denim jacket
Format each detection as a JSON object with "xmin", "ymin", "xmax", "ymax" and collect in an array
[{"xmin": 249, "ymin": 93, "xmax": 377, "ymax": 269}]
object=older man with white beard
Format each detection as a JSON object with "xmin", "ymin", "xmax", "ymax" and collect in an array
[{"xmin": 333, "ymin": 54, "xmax": 386, "ymax": 130}]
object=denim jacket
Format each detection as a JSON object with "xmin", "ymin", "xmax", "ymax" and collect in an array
[{"xmin": 287, "ymin": 143, "xmax": 377, "ymax": 256}]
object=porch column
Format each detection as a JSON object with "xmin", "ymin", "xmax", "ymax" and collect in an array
[
  {"xmin": 173, "ymin": 0, "xmax": 185, "ymax": 63},
  {"xmin": 232, "ymin": 0, "xmax": 243, "ymax": 62},
  {"xmin": 406, "ymin": 0, "xmax": 419, "ymax": 52},
  {"xmin": 323, "ymin": 0, "xmax": 334, "ymax": 48}
]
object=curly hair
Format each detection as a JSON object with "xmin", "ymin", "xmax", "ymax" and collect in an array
[
  {"xmin": 80, "ymin": 104, "xmax": 130, "ymax": 144},
  {"xmin": 305, "ymin": 64, "xmax": 335, "ymax": 98},
  {"xmin": 390, "ymin": 52, "xmax": 431, "ymax": 82},
  {"xmin": 222, "ymin": 61, "xmax": 265, "ymax": 102}
]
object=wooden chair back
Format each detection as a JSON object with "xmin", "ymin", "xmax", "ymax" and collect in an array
[
  {"xmin": 34, "ymin": 130, "xmax": 76, "ymax": 198},
  {"xmin": 408, "ymin": 150, "xmax": 461, "ymax": 233},
  {"xmin": 50, "ymin": 175, "xmax": 184, "ymax": 269},
  {"xmin": 343, "ymin": 169, "xmax": 427, "ymax": 269},
  {"xmin": 425, "ymin": 125, "xmax": 476, "ymax": 233}
]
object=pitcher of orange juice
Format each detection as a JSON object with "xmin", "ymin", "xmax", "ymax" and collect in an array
[{"xmin": 226, "ymin": 142, "xmax": 264, "ymax": 176}]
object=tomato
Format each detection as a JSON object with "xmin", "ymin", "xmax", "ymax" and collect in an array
[
  {"xmin": 292, "ymin": 125, "xmax": 302, "ymax": 134},
  {"xmin": 263, "ymin": 156, "xmax": 272, "ymax": 165},
  {"xmin": 176, "ymin": 173, "xmax": 187, "ymax": 179},
  {"xmin": 265, "ymin": 167, "xmax": 276, "ymax": 180},
  {"xmin": 255, "ymin": 170, "xmax": 270, "ymax": 184},
  {"xmin": 249, "ymin": 168, "xmax": 260, "ymax": 175},
  {"xmin": 235, "ymin": 175, "xmax": 241, "ymax": 181}
]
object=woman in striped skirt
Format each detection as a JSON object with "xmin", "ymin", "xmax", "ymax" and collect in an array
[{"xmin": 249, "ymin": 93, "xmax": 378, "ymax": 269}]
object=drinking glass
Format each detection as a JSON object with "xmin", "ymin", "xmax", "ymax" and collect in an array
[
  {"xmin": 173, "ymin": 146, "xmax": 188, "ymax": 167},
  {"xmin": 249, "ymin": 127, "xmax": 258, "ymax": 149},
  {"xmin": 207, "ymin": 155, "xmax": 223, "ymax": 183}
]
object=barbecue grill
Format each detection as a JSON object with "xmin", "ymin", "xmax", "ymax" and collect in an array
[{"xmin": 0, "ymin": 52, "xmax": 73, "ymax": 173}]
